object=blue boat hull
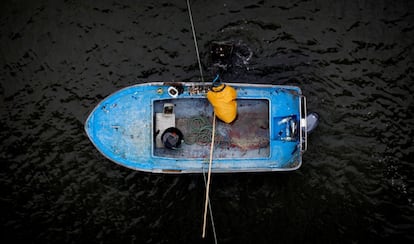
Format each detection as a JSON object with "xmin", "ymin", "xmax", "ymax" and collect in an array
[{"xmin": 85, "ymin": 82, "xmax": 308, "ymax": 173}]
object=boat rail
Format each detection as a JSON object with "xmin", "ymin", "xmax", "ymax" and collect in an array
[{"xmin": 300, "ymin": 96, "xmax": 307, "ymax": 152}]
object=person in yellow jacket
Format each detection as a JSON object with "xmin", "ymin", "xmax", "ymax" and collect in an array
[{"xmin": 207, "ymin": 75, "xmax": 237, "ymax": 123}]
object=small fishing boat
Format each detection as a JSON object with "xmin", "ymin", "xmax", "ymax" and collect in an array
[{"xmin": 85, "ymin": 82, "xmax": 310, "ymax": 173}]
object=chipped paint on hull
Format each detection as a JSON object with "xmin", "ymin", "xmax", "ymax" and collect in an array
[{"xmin": 85, "ymin": 82, "xmax": 307, "ymax": 173}]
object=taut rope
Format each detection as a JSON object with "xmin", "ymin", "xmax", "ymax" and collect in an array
[
  {"xmin": 202, "ymin": 113, "xmax": 216, "ymax": 238},
  {"xmin": 186, "ymin": 1, "xmax": 217, "ymax": 242},
  {"xmin": 186, "ymin": 0, "xmax": 205, "ymax": 83}
]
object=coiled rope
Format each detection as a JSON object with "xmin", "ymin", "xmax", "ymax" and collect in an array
[
  {"xmin": 184, "ymin": 116, "xmax": 229, "ymax": 148},
  {"xmin": 184, "ymin": 117, "xmax": 212, "ymax": 145}
]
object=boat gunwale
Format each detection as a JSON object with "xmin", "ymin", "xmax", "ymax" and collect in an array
[{"xmin": 84, "ymin": 82, "xmax": 304, "ymax": 173}]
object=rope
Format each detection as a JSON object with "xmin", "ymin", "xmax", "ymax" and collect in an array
[
  {"xmin": 186, "ymin": 2, "xmax": 217, "ymax": 242},
  {"xmin": 185, "ymin": 116, "xmax": 230, "ymax": 149},
  {"xmin": 203, "ymin": 167, "xmax": 218, "ymax": 243},
  {"xmin": 186, "ymin": 0, "xmax": 205, "ymax": 82},
  {"xmin": 184, "ymin": 117, "xmax": 211, "ymax": 145},
  {"xmin": 202, "ymin": 113, "xmax": 216, "ymax": 238}
]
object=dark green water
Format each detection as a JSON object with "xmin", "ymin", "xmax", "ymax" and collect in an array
[{"xmin": 1, "ymin": 0, "xmax": 413, "ymax": 243}]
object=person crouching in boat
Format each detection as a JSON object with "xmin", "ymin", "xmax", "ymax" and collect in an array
[{"xmin": 207, "ymin": 75, "xmax": 237, "ymax": 123}]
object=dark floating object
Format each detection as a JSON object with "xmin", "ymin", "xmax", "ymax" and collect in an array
[{"xmin": 210, "ymin": 41, "xmax": 234, "ymax": 70}]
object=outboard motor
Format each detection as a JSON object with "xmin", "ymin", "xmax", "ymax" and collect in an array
[{"xmin": 306, "ymin": 112, "xmax": 319, "ymax": 134}]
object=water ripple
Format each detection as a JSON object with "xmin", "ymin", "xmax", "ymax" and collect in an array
[{"xmin": 1, "ymin": 0, "xmax": 413, "ymax": 243}]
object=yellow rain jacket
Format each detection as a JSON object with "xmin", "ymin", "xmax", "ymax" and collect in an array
[{"xmin": 207, "ymin": 84, "xmax": 237, "ymax": 123}]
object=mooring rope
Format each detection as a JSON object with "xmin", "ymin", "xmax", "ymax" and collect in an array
[
  {"xmin": 186, "ymin": 0, "xmax": 205, "ymax": 83},
  {"xmin": 186, "ymin": 1, "xmax": 217, "ymax": 242},
  {"xmin": 202, "ymin": 113, "xmax": 216, "ymax": 238},
  {"xmin": 202, "ymin": 165, "xmax": 218, "ymax": 243}
]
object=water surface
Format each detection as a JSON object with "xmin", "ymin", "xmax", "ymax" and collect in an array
[{"xmin": 1, "ymin": 0, "xmax": 413, "ymax": 243}]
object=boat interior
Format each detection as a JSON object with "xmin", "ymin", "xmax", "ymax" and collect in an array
[{"xmin": 153, "ymin": 98, "xmax": 270, "ymax": 159}]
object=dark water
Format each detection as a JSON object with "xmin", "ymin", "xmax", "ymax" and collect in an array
[{"xmin": 1, "ymin": 0, "xmax": 413, "ymax": 243}]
